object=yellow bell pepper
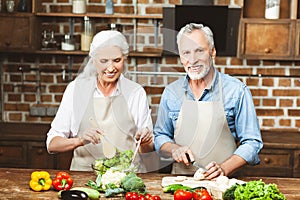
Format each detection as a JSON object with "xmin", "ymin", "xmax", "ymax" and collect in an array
[{"xmin": 29, "ymin": 171, "xmax": 52, "ymax": 191}]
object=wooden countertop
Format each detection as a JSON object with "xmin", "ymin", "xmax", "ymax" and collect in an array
[{"xmin": 0, "ymin": 168, "xmax": 299, "ymax": 199}]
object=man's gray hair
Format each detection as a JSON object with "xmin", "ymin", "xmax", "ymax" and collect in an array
[{"xmin": 176, "ymin": 23, "xmax": 215, "ymax": 50}]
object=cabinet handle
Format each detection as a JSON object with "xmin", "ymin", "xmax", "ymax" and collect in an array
[
  {"xmin": 263, "ymin": 157, "xmax": 270, "ymax": 164},
  {"xmin": 264, "ymin": 48, "xmax": 271, "ymax": 54},
  {"xmin": 37, "ymin": 149, "xmax": 43, "ymax": 154},
  {"xmin": 5, "ymin": 41, "xmax": 11, "ymax": 47},
  {"xmin": 0, "ymin": 148, "xmax": 3, "ymax": 155}
]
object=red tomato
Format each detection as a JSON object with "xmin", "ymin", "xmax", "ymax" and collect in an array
[
  {"xmin": 150, "ymin": 195, "xmax": 161, "ymax": 200},
  {"xmin": 192, "ymin": 189, "xmax": 213, "ymax": 200},
  {"xmin": 138, "ymin": 194, "xmax": 147, "ymax": 200},
  {"xmin": 174, "ymin": 189, "xmax": 193, "ymax": 200},
  {"xmin": 148, "ymin": 195, "xmax": 161, "ymax": 200},
  {"xmin": 144, "ymin": 194, "xmax": 152, "ymax": 199},
  {"xmin": 125, "ymin": 192, "xmax": 139, "ymax": 200}
]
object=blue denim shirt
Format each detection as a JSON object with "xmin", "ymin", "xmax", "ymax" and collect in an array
[{"xmin": 154, "ymin": 69, "xmax": 263, "ymax": 165}]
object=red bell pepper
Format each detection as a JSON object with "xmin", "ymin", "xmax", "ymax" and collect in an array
[{"xmin": 52, "ymin": 171, "xmax": 73, "ymax": 191}]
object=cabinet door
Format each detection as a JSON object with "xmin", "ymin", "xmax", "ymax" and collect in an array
[
  {"xmin": 293, "ymin": 150, "xmax": 300, "ymax": 177},
  {"xmin": 0, "ymin": 141, "xmax": 27, "ymax": 167},
  {"xmin": 28, "ymin": 142, "xmax": 55, "ymax": 169},
  {"xmin": 240, "ymin": 148, "xmax": 293, "ymax": 177},
  {"xmin": 238, "ymin": 19, "xmax": 296, "ymax": 60},
  {"xmin": 0, "ymin": 14, "xmax": 35, "ymax": 50}
]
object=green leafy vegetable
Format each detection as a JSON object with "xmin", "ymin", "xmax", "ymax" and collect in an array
[
  {"xmin": 121, "ymin": 172, "xmax": 147, "ymax": 193},
  {"xmin": 224, "ymin": 180, "xmax": 286, "ymax": 200},
  {"xmin": 223, "ymin": 184, "xmax": 238, "ymax": 200},
  {"xmin": 93, "ymin": 149, "xmax": 133, "ymax": 175}
]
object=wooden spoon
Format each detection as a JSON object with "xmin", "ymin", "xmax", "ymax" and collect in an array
[{"xmin": 89, "ymin": 117, "xmax": 116, "ymax": 159}]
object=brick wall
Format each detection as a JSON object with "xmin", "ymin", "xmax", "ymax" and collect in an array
[{"xmin": 0, "ymin": 0, "xmax": 299, "ymax": 132}]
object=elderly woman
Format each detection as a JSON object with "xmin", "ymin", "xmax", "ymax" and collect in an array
[{"xmin": 46, "ymin": 30, "xmax": 154, "ymax": 172}]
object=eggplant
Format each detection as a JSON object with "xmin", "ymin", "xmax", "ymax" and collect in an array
[{"xmin": 61, "ymin": 190, "xmax": 88, "ymax": 200}]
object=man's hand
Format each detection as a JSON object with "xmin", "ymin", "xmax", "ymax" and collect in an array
[{"xmin": 171, "ymin": 146, "xmax": 194, "ymax": 165}]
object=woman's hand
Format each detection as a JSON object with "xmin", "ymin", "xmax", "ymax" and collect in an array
[
  {"xmin": 135, "ymin": 127, "xmax": 153, "ymax": 145},
  {"xmin": 80, "ymin": 128, "xmax": 103, "ymax": 145}
]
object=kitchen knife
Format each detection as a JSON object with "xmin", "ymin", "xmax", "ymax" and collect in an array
[{"xmin": 185, "ymin": 153, "xmax": 207, "ymax": 172}]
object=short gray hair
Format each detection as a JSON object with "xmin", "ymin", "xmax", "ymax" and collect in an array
[{"xmin": 176, "ymin": 23, "xmax": 215, "ymax": 50}]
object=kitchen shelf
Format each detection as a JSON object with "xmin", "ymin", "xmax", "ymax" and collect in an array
[
  {"xmin": 0, "ymin": 49, "xmax": 162, "ymax": 57},
  {"xmin": 35, "ymin": 12, "xmax": 162, "ymax": 19}
]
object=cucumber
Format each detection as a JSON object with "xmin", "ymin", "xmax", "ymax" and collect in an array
[{"xmin": 58, "ymin": 187, "xmax": 101, "ymax": 200}]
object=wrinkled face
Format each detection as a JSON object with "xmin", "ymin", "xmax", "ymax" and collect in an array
[
  {"xmin": 178, "ymin": 30, "xmax": 216, "ymax": 80},
  {"xmin": 93, "ymin": 46, "xmax": 124, "ymax": 83}
]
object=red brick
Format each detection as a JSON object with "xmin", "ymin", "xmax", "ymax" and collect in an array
[
  {"xmin": 8, "ymin": 94, "xmax": 21, "ymax": 102},
  {"xmin": 288, "ymin": 109, "xmax": 300, "ymax": 116},
  {"xmin": 256, "ymin": 108, "xmax": 284, "ymax": 116},
  {"xmin": 224, "ymin": 68, "xmax": 252, "ymax": 75},
  {"xmin": 250, "ymin": 89, "xmax": 268, "ymax": 96},
  {"xmin": 246, "ymin": 78, "xmax": 259, "ymax": 86},
  {"xmin": 230, "ymin": 58, "xmax": 243, "ymax": 65},
  {"xmin": 145, "ymin": 7, "xmax": 162, "ymax": 15},
  {"xmin": 151, "ymin": 96, "xmax": 161, "ymax": 104},
  {"xmin": 262, "ymin": 119, "xmax": 275, "ymax": 127},
  {"xmin": 257, "ymin": 68, "xmax": 286, "ymax": 76},
  {"xmin": 273, "ymin": 89, "xmax": 300, "ymax": 96},
  {"xmin": 296, "ymin": 120, "xmax": 300, "ymax": 128},
  {"xmin": 262, "ymin": 99, "xmax": 276, "ymax": 106},
  {"xmin": 215, "ymin": 57, "xmax": 227, "ymax": 65},
  {"xmin": 279, "ymin": 99, "xmax": 293, "ymax": 107},
  {"xmin": 278, "ymin": 79, "xmax": 291, "ymax": 87},
  {"xmin": 279, "ymin": 119, "xmax": 291, "ymax": 126},
  {"xmin": 144, "ymin": 86, "xmax": 164, "ymax": 95},
  {"xmin": 8, "ymin": 113, "xmax": 22, "ymax": 121},
  {"xmin": 49, "ymin": 85, "xmax": 67, "ymax": 93},
  {"xmin": 262, "ymin": 78, "xmax": 274, "ymax": 86},
  {"xmin": 24, "ymin": 94, "xmax": 36, "ymax": 102}
]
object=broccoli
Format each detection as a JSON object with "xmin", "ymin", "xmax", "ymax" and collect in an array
[{"xmin": 121, "ymin": 172, "xmax": 146, "ymax": 193}]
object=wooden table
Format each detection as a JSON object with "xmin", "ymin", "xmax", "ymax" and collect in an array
[{"xmin": 0, "ymin": 168, "xmax": 299, "ymax": 199}]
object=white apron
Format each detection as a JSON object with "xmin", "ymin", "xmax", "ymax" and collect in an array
[
  {"xmin": 172, "ymin": 75, "xmax": 237, "ymax": 174},
  {"xmin": 70, "ymin": 93, "xmax": 140, "ymax": 171}
]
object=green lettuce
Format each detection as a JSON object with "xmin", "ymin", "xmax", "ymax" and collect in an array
[{"xmin": 232, "ymin": 180, "xmax": 286, "ymax": 200}]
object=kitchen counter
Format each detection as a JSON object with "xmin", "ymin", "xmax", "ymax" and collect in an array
[{"xmin": 0, "ymin": 168, "xmax": 300, "ymax": 199}]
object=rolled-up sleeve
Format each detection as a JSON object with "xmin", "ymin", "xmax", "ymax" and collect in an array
[
  {"xmin": 233, "ymin": 86, "xmax": 263, "ymax": 165},
  {"xmin": 46, "ymin": 81, "xmax": 75, "ymax": 151}
]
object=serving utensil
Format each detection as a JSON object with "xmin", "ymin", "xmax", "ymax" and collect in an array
[{"xmin": 89, "ymin": 117, "xmax": 116, "ymax": 159}]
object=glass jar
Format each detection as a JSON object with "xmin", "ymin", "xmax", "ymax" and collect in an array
[
  {"xmin": 61, "ymin": 34, "xmax": 75, "ymax": 51},
  {"xmin": 6, "ymin": 0, "xmax": 15, "ymax": 13},
  {"xmin": 17, "ymin": 0, "xmax": 27, "ymax": 12},
  {"xmin": 265, "ymin": 0, "xmax": 280, "ymax": 19},
  {"xmin": 72, "ymin": 0, "xmax": 86, "ymax": 14},
  {"xmin": 105, "ymin": 0, "xmax": 114, "ymax": 15},
  {"xmin": 81, "ymin": 16, "xmax": 93, "ymax": 51}
]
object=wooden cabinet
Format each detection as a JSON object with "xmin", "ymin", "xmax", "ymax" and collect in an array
[
  {"xmin": 0, "ymin": 13, "xmax": 38, "ymax": 51},
  {"xmin": 239, "ymin": 130, "xmax": 300, "ymax": 178},
  {"xmin": 238, "ymin": 19, "xmax": 295, "ymax": 60},
  {"xmin": 238, "ymin": 0, "xmax": 300, "ymax": 60},
  {"xmin": 0, "ymin": 122, "xmax": 72, "ymax": 169}
]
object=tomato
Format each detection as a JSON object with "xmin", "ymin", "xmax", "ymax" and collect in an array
[
  {"xmin": 138, "ymin": 194, "xmax": 147, "ymax": 200},
  {"xmin": 174, "ymin": 189, "xmax": 193, "ymax": 200},
  {"xmin": 144, "ymin": 194, "xmax": 152, "ymax": 199},
  {"xmin": 192, "ymin": 189, "xmax": 213, "ymax": 200},
  {"xmin": 148, "ymin": 195, "xmax": 161, "ymax": 200},
  {"xmin": 125, "ymin": 192, "xmax": 139, "ymax": 200}
]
